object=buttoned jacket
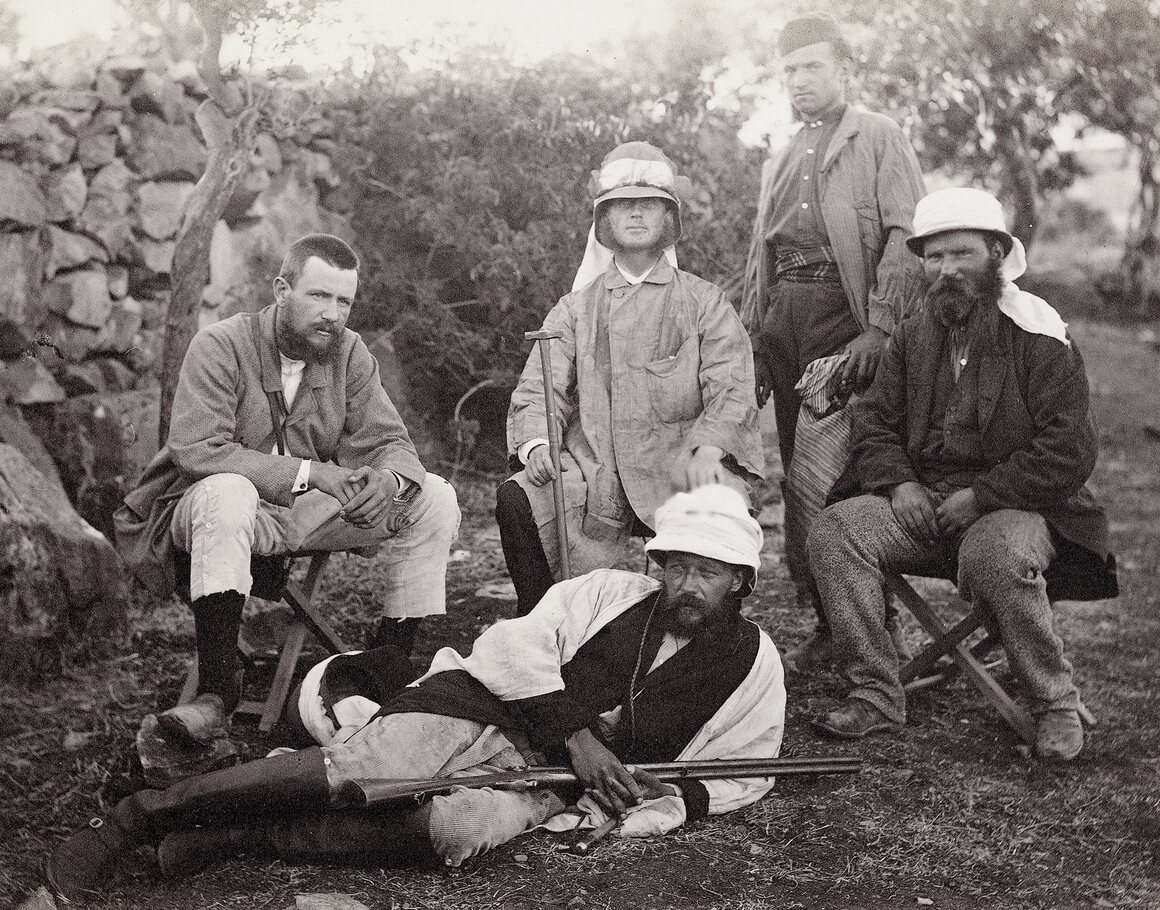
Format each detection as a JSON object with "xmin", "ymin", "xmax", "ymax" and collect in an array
[
  {"xmin": 508, "ymin": 260, "xmax": 764, "ymax": 533},
  {"xmin": 851, "ymin": 309, "xmax": 1113, "ymax": 593},
  {"xmin": 114, "ymin": 303, "xmax": 424, "ymax": 595},
  {"xmin": 740, "ymin": 105, "xmax": 926, "ymax": 337}
]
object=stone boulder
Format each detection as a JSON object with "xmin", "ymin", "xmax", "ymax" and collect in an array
[
  {"xmin": 0, "ymin": 160, "xmax": 48, "ymax": 228},
  {"xmin": 0, "ymin": 231, "xmax": 47, "ymax": 332},
  {"xmin": 0, "ymin": 444, "xmax": 128, "ymax": 682},
  {"xmin": 44, "ymin": 163, "xmax": 88, "ymax": 222},
  {"xmin": 43, "ymin": 268, "xmax": 114, "ymax": 329},
  {"xmin": 136, "ymin": 180, "xmax": 194, "ymax": 241},
  {"xmin": 0, "ymin": 357, "xmax": 67, "ymax": 405},
  {"xmin": 43, "ymin": 225, "xmax": 110, "ymax": 279},
  {"xmin": 128, "ymin": 114, "xmax": 206, "ymax": 180}
]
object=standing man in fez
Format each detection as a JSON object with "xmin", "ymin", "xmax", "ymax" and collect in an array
[
  {"xmin": 114, "ymin": 234, "xmax": 460, "ymax": 742},
  {"xmin": 497, "ymin": 141, "xmax": 765, "ymax": 616},
  {"xmin": 740, "ymin": 12, "xmax": 926, "ymax": 671},
  {"xmin": 809, "ymin": 188, "xmax": 1117, "ymax": 759}
]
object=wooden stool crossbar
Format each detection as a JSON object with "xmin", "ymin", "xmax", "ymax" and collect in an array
[
  {"xmin": 889, "ymin": 575, "xmax": 1096, "ymax": 746},
  {"xmin": 178, "ymin": 551, "xmax": 350, "ymax": 732}
]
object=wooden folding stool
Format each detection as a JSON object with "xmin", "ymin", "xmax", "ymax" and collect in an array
[
  {"xmin": 889, "ymin": 575, "xmax": 1097, "ymax": 745},
  {"xmin": 178, "ymin": 551, "xmax": 351, "ymax": 732}
]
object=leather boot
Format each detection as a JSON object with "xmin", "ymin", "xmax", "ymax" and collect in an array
[
  {"xmin": 46, "ymin": 748, "xmax": 331, "ymax": 903},
  {"xmin": 496, "ymin": 479, "xmax": 556, "ymax": 616},
  {"xmin": 157, "ymin": 807, "xmax": 442, "ymax": 878},
  {"xmin": 157, "ymin": 591, "xmax": 246, "ymax": 747},
  {"xmin": 366, "ymin": 617, "xmax": 422, "ymax": 656}
]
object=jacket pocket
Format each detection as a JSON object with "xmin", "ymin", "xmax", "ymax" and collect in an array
[{"xmin": 644, "ymin": 334, "xmax": 701, "ymax": 423}]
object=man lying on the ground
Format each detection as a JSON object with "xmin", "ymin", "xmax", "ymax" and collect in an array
[
  {"xmin": 47, "ymin": 484, "xmax": 785, "ymax": 901},
  {"xmin": 807, "ymin": 187, "xmax": 1117, "ymax": 759}
]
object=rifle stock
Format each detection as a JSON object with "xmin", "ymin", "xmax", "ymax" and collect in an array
[{"xmin": 338, "ymin": 755, "xmax": 861, "ymax": 808}]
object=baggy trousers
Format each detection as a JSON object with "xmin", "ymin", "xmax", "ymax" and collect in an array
[{"xmin": 808, "ymin": 494, "xmax": 1079, "ymax": 724}]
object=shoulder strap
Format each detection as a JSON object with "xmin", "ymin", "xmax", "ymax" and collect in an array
[{"xmin": 250, "ymin": 313, "xmax": 288, "ymax": 456}]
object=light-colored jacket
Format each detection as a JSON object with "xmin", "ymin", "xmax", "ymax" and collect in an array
[
  {"xmin": 114, "ymin": 303, "xmax": 424, "ymax": 596},
  {"xmin": 740, "ymin": 105, "xmax": 926, "ymax": 337},
  {"xmin": 420, "ymin": 568, "xmax": 786, "ymax": 833},
  {"xmin": 508, "ymin": 259, "xmax": 764, "ymax": 534}
]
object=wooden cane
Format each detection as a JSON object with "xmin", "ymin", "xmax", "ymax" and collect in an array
[
  {"xmin": 570, "ymin": 815, "xmax": 618, "ymax": 856},
  {"xmin": 524, "ymin": 329, "xmax": 572, "ymax": 579}
]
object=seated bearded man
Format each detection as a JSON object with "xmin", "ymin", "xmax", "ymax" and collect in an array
[{"xmin": 807, "ymin": 188, "xmax": 1117, "ymax": 760}]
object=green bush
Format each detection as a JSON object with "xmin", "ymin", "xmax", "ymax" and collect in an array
[{"xmin": 328, "ymin": 46, "xmax": 762, "ymax": 468}]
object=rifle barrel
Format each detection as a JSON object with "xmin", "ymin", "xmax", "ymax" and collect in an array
[{"xmin": 342, "ymin": 755, "xmax": 860, "ymax": 808}]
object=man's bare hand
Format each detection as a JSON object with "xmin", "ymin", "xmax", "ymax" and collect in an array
[
  {"xmin": 339, "ymin": 466, "xmax": 398, "ymax": 529},
  {"xmin": 890, "ymin": 481, "xmax": 941, "ymax": 541},
  {"xmin": 936, "ymin": 487, "xmax": 981, "ymax": 536},
  {"xmin": 626, "ymin": 766, "xmax": 680, "ymax": 802},
  {"xmin": 566, "ymin": 727, "xmax": 645, "ymax": 817},
  {"xmin": 841, "ymin": 326, "xmax": 889, "ymax": 390},
  {"xmin": 525, "ymin": 444, "xmax": 565, "ymax": 487},
  {"xmin": 309, "ymin": 462, "xmax": 357, "ymax": 505},
  {"xmin": 754, "ymin": 354, "xmax": 774, "ymax": 408},
  {"xmin": 685, "ymin": 445, "xmax": 726, "ymax": 489}
]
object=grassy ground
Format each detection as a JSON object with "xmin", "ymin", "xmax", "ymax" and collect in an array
[{"xmin": 2, "ymin": 319, "xmax": 1158, "ymax": 910}]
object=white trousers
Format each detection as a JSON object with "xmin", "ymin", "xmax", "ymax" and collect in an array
[{"xmin": 170, "ymin": 471, "xmax": 460, "ymax": 618}]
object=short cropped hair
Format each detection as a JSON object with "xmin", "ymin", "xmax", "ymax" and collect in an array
[{"xmin": 278, "ymin": 234, "xmax": 359, "ymax": 288}]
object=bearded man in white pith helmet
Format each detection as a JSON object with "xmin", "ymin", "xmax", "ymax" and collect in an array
[
  {"xmin": 497, "ymin": 141, "xmax": 765, "ymax": 616},
  {"xmin": 46, "ymin": 485, "xmax": 784, "ymax": 900},
  {"xmin": 808, "ymin": 187, "xmax": 1118, "ymax": 759}
]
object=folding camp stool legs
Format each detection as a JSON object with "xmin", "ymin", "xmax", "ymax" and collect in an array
[
  {"xmin": 179, "ymin": 552, "xmax": 350, "ymax": 733},
  {"xmin": 889, "ymin": 576, "xmax": 1097, "ymax": 745}
]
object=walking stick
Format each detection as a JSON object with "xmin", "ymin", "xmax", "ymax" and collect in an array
[{"xmin": 524, "ymin": 329, "xmax": 572, "ymax": 579}]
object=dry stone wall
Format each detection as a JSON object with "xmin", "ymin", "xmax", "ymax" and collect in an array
[{"xmin": 0, "ymin": 50, "xmax": 358, "ymax": 676}]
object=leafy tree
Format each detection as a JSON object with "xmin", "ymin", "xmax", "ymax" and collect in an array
[
  {"xmin": 836, "ymin": 0, "xmax": 1087, "ymax": 252},
  {"xmin": 1065, "ymin": 0, "xmax": 1160, "ymax": 312},
  {"xmin": 131, "ymin": 0, "xmax": 333, "ymax": 443}
]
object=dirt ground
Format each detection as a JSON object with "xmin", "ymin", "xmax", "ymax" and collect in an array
[{"xmin": 2, "ymin": 318, "xmax": 1157, "ymax": 910}]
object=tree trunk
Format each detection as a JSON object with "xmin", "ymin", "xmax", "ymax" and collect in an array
[
  {"xmin": 160, "ymin": 102, "xmax": 257, "ymax": 443},
  {"xmin": 158, "ymin": 2, "xmax": 258, "ymax": 445},
  {"xmin": 998, "ymin": 122, "xmax": 1039, "ymax": 254},
  {"xmin": 1119, "ymin": 138, "xmax": 1160, "ymax": 317}
]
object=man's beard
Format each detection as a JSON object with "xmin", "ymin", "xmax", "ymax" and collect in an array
[
  {"xmin": 927, "ymin": 258, "xmax": 1005, "ymax": 341},
  {"xmin": 276, "ymin": 315, "xmax": 341, "ymax": 363},
  {"xmin": 656, "ymin": 589, "xmax": 729, "ymax": 636}
]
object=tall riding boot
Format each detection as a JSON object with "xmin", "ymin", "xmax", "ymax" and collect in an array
[
  {"xmin": 157, "ymin": 590, "xmax": 247, "ymax": 746},
  {"xmin": 366, "ymin": 616, "xmax": 422, "ymax": 656},
  {"xmin": 157, "ymin": 807, "xmax": 442, "ymax": 878},
  {"xmin": 496, "ymin": 479, "xmax": 556, "ymax": 616},
  {"xmin": 46, "ymin": 748, "xmax": 331, "ymax": 903}
]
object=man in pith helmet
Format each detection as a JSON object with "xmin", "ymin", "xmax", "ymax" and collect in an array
[{"xmin": 497, "ymin": 141, "xmax": 765, "ymax": 615}]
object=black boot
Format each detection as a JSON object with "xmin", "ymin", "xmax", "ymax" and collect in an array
[
  {"xmin": 157, "ymin": 591, "xmax": 247, "ymax": 747},
  {"xmin": 157, "ymin": 807, "xmax": 442, "ymax": 877},
  {"xmin": 366, "ymin": 617, "xmax": 422, "ymax": 656},
  {"xmin": 46, "ymin": 748, "xmax": 331, "ymax": 902},
  {"xmin": 496, "ymin": 480, "xmax": 556, "ymax": 616}
]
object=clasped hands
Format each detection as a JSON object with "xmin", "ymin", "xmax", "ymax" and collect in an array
[
  {"xmin": 309, "ymin": 463, "xmax": 398, "ymax": 529},
  {"xmin": 890, "ymin": 481, "xmax": 981, "ymax": 541},
  {"xmin": 566, "ymin": 728, "xmax": 678, "ymax": 818}
]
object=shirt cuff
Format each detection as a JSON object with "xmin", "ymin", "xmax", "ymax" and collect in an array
[
  {"xmin": 389, "ymin": 471, "xmax": 413, "ymax": 502},
  {"xmin": 518, "ymin": 439, "xmax": 549, "ymax": 464},
  {"xmin": 292, "ymin": 459, "xmax": 311, "ymax": 494}
]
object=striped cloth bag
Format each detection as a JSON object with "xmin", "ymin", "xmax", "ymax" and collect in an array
[{"xmin": 787, "ymin": 353, "xmax": 856, "ymax": 526}]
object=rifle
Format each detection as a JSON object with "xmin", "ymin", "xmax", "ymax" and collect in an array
[{"xmin": 337, "ymin": 755, "xmax": 861, "ymax": 809}]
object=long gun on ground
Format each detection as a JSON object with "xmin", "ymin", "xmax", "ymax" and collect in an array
[{"xmin": 337, "ymin": 755, "xmax": 862, "ymax": 809}]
